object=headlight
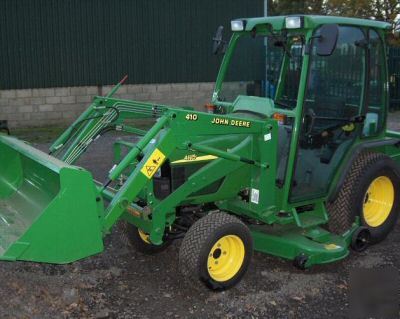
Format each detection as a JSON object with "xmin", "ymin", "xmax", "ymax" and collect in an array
[
  {"xmin": 231, "ymin": 20, "xmax": 244, "ymax": 31},
  {"xmin": 285, "ymin": 16, "xmax": 303, "ymax": 29}
]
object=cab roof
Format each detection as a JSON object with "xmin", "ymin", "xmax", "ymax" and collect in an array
[{"xmin": 241, "ymin": 15, "xmax": 392, "ymax": 32}]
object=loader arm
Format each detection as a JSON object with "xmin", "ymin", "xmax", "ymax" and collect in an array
[
  {"xmin": 50, "ymin": 96, "xmax": 169, "ymax": 164},
  {"xmin": 100, "ymin": 108, "xmax": 275, "ymax": 244},
  {"xmin": 0, "ymin": 103, "xmax": 275, "ymax": 263}
]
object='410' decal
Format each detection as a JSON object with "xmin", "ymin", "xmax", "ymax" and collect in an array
[{"xmin": 185, "ymin": 114, "xmax": 198, "ymax": 121}]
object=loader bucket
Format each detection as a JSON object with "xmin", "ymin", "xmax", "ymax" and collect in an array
[{"xmin": 0, "ymin": 135, "xmax": 104, "ymax": 263}]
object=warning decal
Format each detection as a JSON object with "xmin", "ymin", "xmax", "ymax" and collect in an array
[{"xmin": 140, "ymin": 148, "xmax": 166, "ymax": 179}]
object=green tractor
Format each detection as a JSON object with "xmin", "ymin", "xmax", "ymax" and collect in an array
[{"xmin": 1, "ymin": 15, "xmax": 400, "ymax": 290}]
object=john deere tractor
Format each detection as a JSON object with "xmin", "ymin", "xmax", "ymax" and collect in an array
[{"xmin": 1, "ymin": 15, "xmax": 400, "ymax": 290}]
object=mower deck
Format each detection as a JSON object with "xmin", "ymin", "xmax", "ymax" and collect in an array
[{"xmin": 251, "ymin": 224, "xmax": 356, "ymax": 267}]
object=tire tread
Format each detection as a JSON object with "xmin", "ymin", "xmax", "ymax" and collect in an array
[
  {"xmin": 179, "ymin": 212, "xmax": 251, "ymax": 289},
  {"xmin": 327, "ymin": 151, "xmax": 389, "ymax": 234}
]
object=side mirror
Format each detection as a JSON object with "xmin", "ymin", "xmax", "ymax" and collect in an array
[
  {"xmin": 393, "ymin": 20, "xmax": 400, "ymax": 38},
  {"xmin": 212, "ymin": 26, "xmax": 226, "ymax": 55},
  {"xmin": 316, "ymin": 24, "xmax": 339, "ymax": 56}
]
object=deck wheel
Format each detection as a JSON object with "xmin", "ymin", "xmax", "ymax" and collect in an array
[
  {"xmin": 293, "ymin": 254, "xmax": 308, "ymax": 270},
  {"xmin": 350, "ymin": 227, "xmax": 371, "ymax": 252}
]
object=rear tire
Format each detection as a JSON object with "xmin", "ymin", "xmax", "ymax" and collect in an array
[
  {"xmin": 327, "ymin": 152, "xmax": 400, "ymax": 244},
  {"xmin": 119, "ymin": 221, "xmax": 171, "ymax": 254},
  {"xmin": 179, "ymin": 212, "xmax": 253, "ymax": 290}
]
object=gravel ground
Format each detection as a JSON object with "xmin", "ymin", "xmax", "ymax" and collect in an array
[{"xmin": 0, "ymin": 113, "xmax": 400, "ymax": 318}]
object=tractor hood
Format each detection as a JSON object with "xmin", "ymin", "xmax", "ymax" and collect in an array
[{"xmin": 232, "ymin": 95, "xmax": 275, "ymax": 119}]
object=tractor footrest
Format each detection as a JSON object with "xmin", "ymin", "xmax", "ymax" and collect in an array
[
  {"xmin": 296, "ymin": 213, "xmax": 327, "ymax": 228},
  {"xmin": 292, "ymin": 202, "xmax": 329, "ymax": 228}
]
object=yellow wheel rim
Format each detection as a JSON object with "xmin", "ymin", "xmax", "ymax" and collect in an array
[
  {"xmin": 207, "ymin": 235, "xmax": 245, "ymax": 282},
  {"xmin": 138, "ymin": 229, "xmax": 151, "ymax": 244},
  {"xmin": 363, "ymin": 176, "xmax": 394, "ymax": 227}
]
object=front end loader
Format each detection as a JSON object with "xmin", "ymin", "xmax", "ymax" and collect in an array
[{"xmin": 1, "ymin": 15, "xmax": 400, "ymax": 290}]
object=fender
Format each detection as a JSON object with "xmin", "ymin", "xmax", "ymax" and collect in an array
[{"xmin": 328, "ymin": 138, "xmax": 400, "ymax": 202}]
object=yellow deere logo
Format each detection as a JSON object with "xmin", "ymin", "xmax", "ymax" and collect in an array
[{"xmin": 141, "ymin": 148, "xmax": 166, "ymax": 179}]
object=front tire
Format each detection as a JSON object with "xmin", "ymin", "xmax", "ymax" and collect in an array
[
  {"xmin": 327, "ymin": 152, "xmax": 400, "ymax": 243},
  {"xmin": 119, "ymin": 221, "xmax": 171, "ymax": 254},
  {"xmin": 179, "ymin": 212, "xmax": 253, "ymax": 290}
]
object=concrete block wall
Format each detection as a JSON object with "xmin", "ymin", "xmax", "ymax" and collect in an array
[{"xmin": 0, "ymin": 82, "xmax": 215, "ymax": 128}]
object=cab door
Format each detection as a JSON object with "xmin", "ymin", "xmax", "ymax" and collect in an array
[
  {"xmin": 362, "ymin": 29, "xmax": 386, "ymax": 137},
  {"xmin": 290, "ymin": 26, "xmax": 367, "ymax": 202}
]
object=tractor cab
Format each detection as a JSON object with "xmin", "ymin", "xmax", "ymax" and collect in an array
[{"xmin": 213, "ymin": 15, "xmax": 391, "ymax": 204}]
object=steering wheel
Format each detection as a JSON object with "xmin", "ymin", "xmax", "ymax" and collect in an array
[
  {"xmin": 304, "ymin": 110, "xmax": 365, "ymax": 134},
  {"xmin": 302, "ymin": 113, "xmax": 365, "ymax": 148},
  {"xmin": 303, "ymin": 108, "xmax": 317, "ymax": 135},
  {"xmin": 315, "ymin": 115, "xmax": 365, "ymax": 135}
]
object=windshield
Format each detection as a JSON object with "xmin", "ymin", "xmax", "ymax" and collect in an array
[{"xmin": 218, "ymin": 33, "xmax": 304, "ymax": 109}]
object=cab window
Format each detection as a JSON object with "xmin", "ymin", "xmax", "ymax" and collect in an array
[{"xmin": 363, "ymin": 29, "xmax": 385, "ymax": 137}]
